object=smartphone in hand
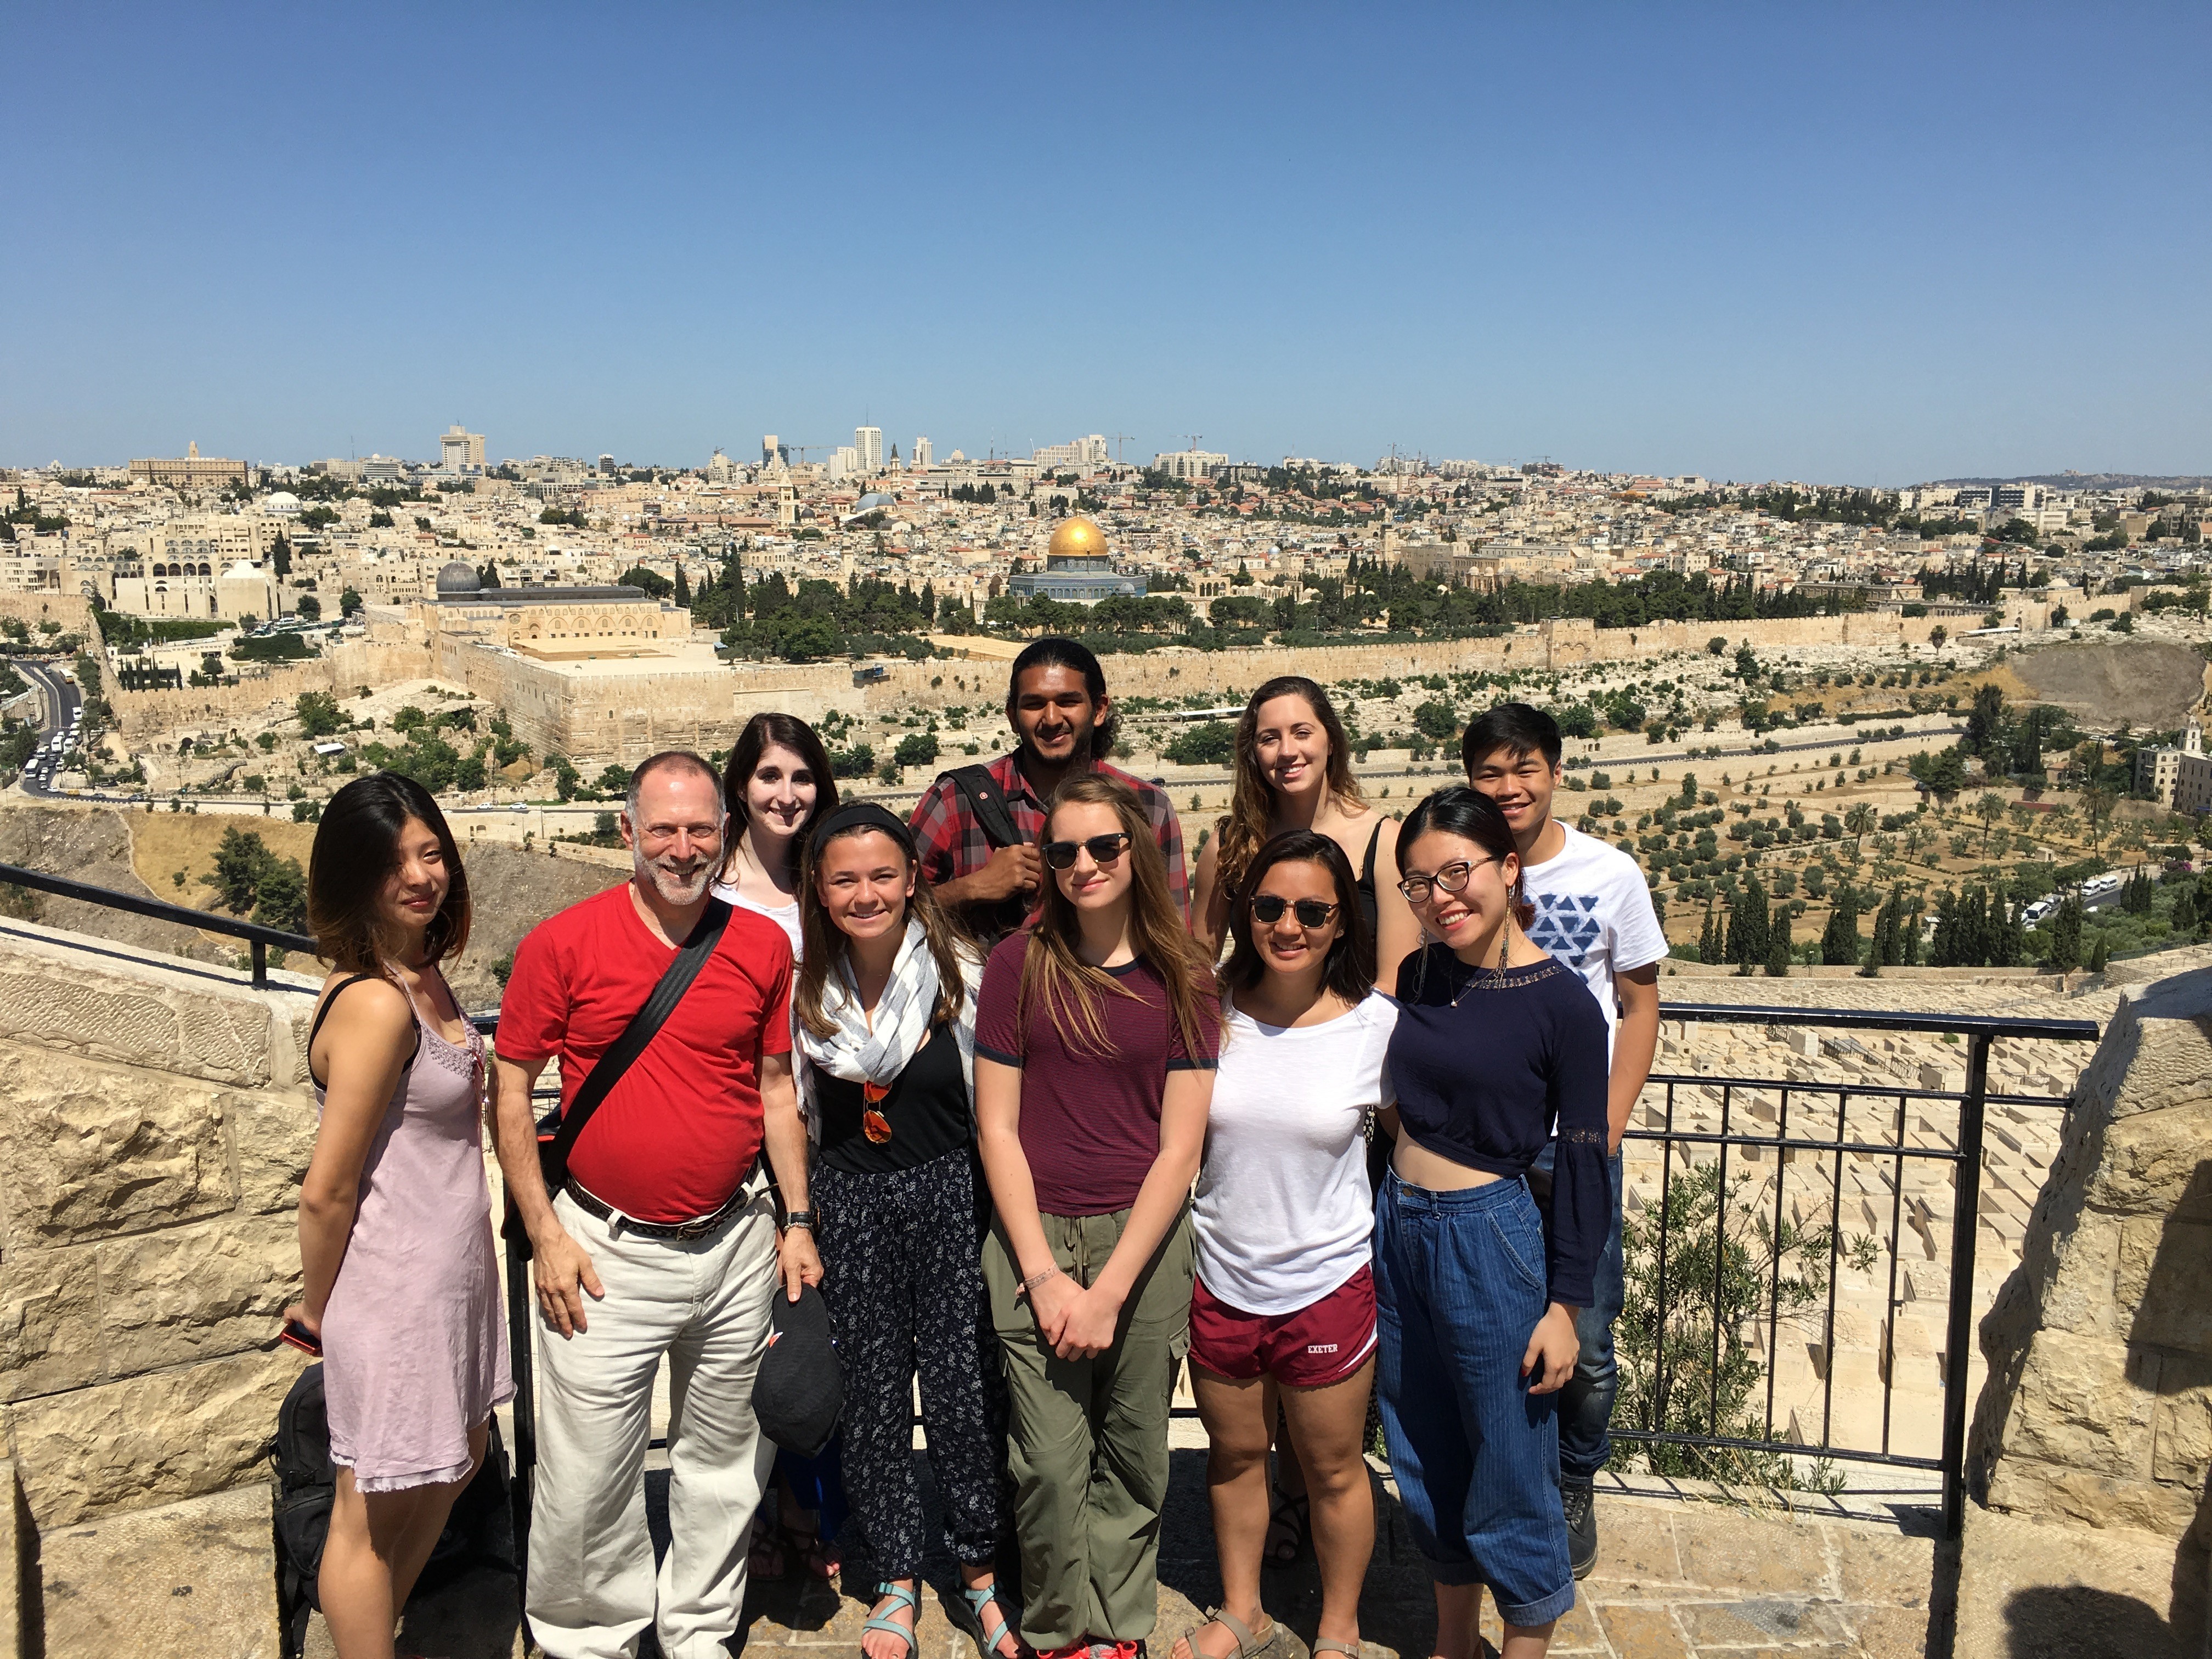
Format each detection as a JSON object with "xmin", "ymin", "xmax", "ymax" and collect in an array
[{"xmin": 279, "ymin": 1319, "xmax": 323, "ymax": 1358}]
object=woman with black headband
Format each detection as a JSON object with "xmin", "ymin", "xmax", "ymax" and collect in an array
[{"xmin": 789, "ymin": 803, "xmax": 1015, "ymax": 1659}]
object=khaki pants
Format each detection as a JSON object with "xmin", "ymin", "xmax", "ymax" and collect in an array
[
  {"xmin": 984, "ymin": 1205, "xmax": 1194, "ymax": 1649},
  {"xmin": 527, "ymin": 1187, "xmax": 778, "ymax": 1659}
]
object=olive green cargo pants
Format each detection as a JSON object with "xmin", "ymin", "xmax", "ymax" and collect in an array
[{"xmin": 983, "ymin": 1205, "xmax": 1194, "ymax": 1649}]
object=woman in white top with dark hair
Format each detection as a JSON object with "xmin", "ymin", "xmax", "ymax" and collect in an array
[
  {"xmin": 1175, "ymin": 828, "xmax": 1396, "ymax": 1659},
  {"xmin": 714, "ymin": 712, "xmax": 839, "ymax": 956},
  {"xmin": 714, "ymin": 710, "xmax": 846, "ymax": 1580}
]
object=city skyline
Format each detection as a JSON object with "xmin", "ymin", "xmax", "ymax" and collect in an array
[{"xmin": 4, "ymin": 3, "xmax": 2207, "ymax": 482}]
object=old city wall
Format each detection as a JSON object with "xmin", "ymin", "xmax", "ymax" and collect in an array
[
  {"xmin": 848, "ymin": 610, "xmax": 1943, "ymax": 722},
  {"xmin": 0, "ymin": 918, "xmax": 320, "ymax": 1649},
  {"xmin": 1967, "ymin": 963, "xmax": 2212, "ymax": 1543},
  {"xmin": 0, "ymin": 592, "xmax": 99, "ymax": 642},
  {"xmin": 111, "ymin": 640, "xmax": 436, "ymax": 740}
]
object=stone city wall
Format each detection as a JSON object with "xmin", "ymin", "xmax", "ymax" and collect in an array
[
  {"xmin": 111, "ymin": 640, "xmax": 436, "ymax": 740},
  {"xmin": 0, "ymin": 921, "xmax": 315, "ymax": 1533},
  {"xmin": 0, "ymin": 592, "xmax": 99, "ymax": 642},
  {"xmin": 1968, "ymin": 962, "xmax": 2212, "ymax": 1544}
]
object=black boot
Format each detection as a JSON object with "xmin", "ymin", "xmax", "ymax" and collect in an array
[{"xmin": 1561, "ymin": 1477, "xmax": 1597, "ymax": 1580}]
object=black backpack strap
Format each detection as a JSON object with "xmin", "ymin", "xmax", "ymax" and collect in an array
[
  {"xmin": 541, "ymin": 898, "xmax": 735, "ymax": 1189},
  {"xmin": 941, "ymin": 765, "xmax": 1025, "ymax": 852},
  {"xmin": 1359, "ymin": 818, "xmax": 1383, "ymax": 891},
  {"xmin": 307, "ymin": 972, "xmax": 418, "ymax": 1088}
]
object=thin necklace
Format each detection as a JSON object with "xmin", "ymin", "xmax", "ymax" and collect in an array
[{"xmin": 1449, "ymin": 918, "xmax": 1514, "ymax": 1007}]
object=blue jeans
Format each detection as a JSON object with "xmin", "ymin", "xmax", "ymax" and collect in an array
[
  {"xmin": 1531, "ymin": 1143, "xmax": 1624, "ymax": 1483},
  {"xmin": 1375, "ymin": 1171, "xmax": 1576, "ymax": 1628}
]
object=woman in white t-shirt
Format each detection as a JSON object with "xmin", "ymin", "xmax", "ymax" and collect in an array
[
  {"xmin": 713, "ymin": 711, "xmax": 845, "ymax": 1579},
  {"xmin": 1175, "ymin": 829, "xmax": 1395, "ymax": 1659}
]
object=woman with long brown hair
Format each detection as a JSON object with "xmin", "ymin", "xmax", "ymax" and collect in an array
[
  {"xmin": 973, "ymin": 772, "xmax": 1220, "ymax": 1659},
  {"xmin": 788, "ymin": 802, "xmax": 1017, "ymax": 1659},
  {"xmin": 1187, "ymin": 674, "xmax": 1417, "ymax": 1562},
  {"xmin": 714, "ymin": 711, "xmax": 847, "ymax": 1582},
  {"xmin": 715, "ymin": 711, "xmax": 839, "ymax": 957},
  {"xmin": 286, "ymin": 774, "xmax": 510, "ymax": 1658},
  {"xmin": 1190, "ymin": 675, "xmax": 1418, "ymax": 974}
]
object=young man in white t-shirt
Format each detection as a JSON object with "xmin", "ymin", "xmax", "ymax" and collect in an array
[{"xmin": 1463, "ymin": 702, "xmax": 1665, "ymax": 1580}]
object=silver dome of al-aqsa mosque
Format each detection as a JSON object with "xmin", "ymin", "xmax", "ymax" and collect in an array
[{"xmin": 435, "ymin": 560, "xmax": 482, "ymax": 596}]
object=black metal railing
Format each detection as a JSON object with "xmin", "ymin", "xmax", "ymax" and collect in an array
[
  {"xmin": 0, "ymin": 866, "xmax": 2106, "ymax": 1542},
  {"xmin": 0, "ymin": 860, "xmax": 314, "ymax": 987},
  {"xmin": 1616, "ymin": 1004, "xmax": 2098, "ymax": 1536}
]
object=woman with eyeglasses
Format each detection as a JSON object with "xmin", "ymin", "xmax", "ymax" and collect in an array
[
  {"xmin": 1378, "ymin": 788, "xmax": 1609, "ymax": 1658},
  {"xmin": 974, "ymin": 773, "xmax": 1221, "ymax": 1659},
  {"xmin": 1174, "ymin": 829, "xmax": 1393, "ymax": 1659},
  {"xmin": 791, "ymin": 803, "xmax": 1019, "ymax": 1659}
]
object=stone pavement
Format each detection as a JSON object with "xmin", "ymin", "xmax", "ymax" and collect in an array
[{"xmin": 344, "ymin": 1456, "xmax": 1944, "ymax": 1658}]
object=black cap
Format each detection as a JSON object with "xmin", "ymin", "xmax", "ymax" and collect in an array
[{"xmin": 751, "ymin": 1284, "xmax": 844, "ymax": 1458}]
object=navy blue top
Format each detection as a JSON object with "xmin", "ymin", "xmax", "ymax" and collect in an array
[{"xmin": 1387, "ymin": 945, "xmax": 1612, "ymax": 1308}]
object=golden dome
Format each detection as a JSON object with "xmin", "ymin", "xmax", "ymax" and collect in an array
[{"xmin": 1047, "ymin": 516, "xmax": 1108, "ymax": 560}]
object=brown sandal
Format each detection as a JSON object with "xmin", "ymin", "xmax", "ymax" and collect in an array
[{"xmin": 1186, "ymin": 1608, "xmax": 1310, "ymax": 1659}]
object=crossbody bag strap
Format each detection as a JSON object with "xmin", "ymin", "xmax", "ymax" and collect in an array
[
  {"xmin": 942, "ymin": 764, "xmax": 1025, "ymax": 851},
  {"xmin": 545, "ymin": 898, "xmax": 734, "ymax": 1178}
]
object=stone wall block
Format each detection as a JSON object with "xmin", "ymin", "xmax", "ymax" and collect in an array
[
  {"xmin": 1983, "ymin": 1459, "xmax": 2205, "ymax": 1539},
  {"xmin": 0, "ymin": 963, "xmax": 269, "ymax": 1087},
  {"xmin": 2074, "ymin": 969, "xmax": 2212, "ymax": 1128},
  {"xmin": 8, "ymin": 1348, "xmax": 306, "ymax": 1527},
  {"xmin": 2150, "ymin": 1356, "xmax": 2212, "ymax": 1489},
  {"xmin": 2000, "ymin": 1329, "xmax": 2155, "ymax": 1481},
  {"xmin": 2119, "ymin": 1217, "xmax": 2212, "ymax": 1354},
  {"xmin": 94, "ymin": 1216, "xmax": 300, "ymax": 1373},
  {"xmin": 2086, "ymin": 1108, "xmax": 2212, "ymax": 1221},
  {"xmin": 230, "ymin": 1087, "xmax": 317, "ymax": 1217},
  {"xmin": 0, "ymin": 1047, "xmax": 238, "ymax": 1244},
  {"xmin": 0, "ymin": 1250, "xmax": 103, "ymax": 1403}
]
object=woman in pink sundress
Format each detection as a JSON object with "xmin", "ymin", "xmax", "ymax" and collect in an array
[{"xmin": 286, "ymin": 774, "xmax": 512, "ymax": 1659}]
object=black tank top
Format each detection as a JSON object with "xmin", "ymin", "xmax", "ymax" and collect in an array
[{"xmin": 814, "ymin": 1022, "xmax": 973, "ymax": 1177}]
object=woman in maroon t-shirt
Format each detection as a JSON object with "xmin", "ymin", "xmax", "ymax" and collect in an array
[{"xmin": 974, "ymin": 772, "xmax": 1220, "ymax": 1659}]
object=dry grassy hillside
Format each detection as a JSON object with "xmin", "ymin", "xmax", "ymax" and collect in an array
[{"xmin": 0, "ymin": 804, "xmax": 618, "ymax": 1007}]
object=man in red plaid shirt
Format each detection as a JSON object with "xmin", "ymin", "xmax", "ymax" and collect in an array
[{"xmin": 909, "ymin": 636, "xmax": 1187, "ymax": 941}]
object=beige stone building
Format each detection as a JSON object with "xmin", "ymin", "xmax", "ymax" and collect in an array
[
  {"xmin": 111, "ymin": 558, "xmax": 285, "ymax": 623},
  {"xmin": 126, "ymin": 442, "xmax": 249, "ymax": 490}
]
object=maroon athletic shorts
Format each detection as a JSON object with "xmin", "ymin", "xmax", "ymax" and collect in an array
[{"xmin": 1189, "ymin": 1265, "xmax": 1378, "ymax": 1388}]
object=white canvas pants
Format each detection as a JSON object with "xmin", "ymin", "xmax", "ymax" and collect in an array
[{"xmin": 526, "ymin": 1186, "xmax": 779, "ymax": 1659}]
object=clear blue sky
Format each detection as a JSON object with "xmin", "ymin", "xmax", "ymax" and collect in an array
[{"xmin": 6, "ymin": 3, "xmax": 2207, "ymax": 484}]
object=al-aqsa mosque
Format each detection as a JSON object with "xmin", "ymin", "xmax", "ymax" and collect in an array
[{"xmin": 1008, "ymin": 515, "xmax": 1145, "ymax": 604}]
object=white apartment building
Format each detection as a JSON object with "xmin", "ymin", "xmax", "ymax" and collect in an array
[
  {"xmin": 439, "ymin": 425, "xmax": 485, "ymax": 473},
  {"xmin": 855, "ymin": 427, "xmax": 883, "ymax": 473},
  {"xmin": 1033, "ymin": 435, "xmax": 1109, "ymax": 472},
  {"xmin": 1153, "ymin": 448, "xmax": 1228, "ymax": 481},
  {"xmin": 827, "ymin": 446, "xmax": 862, "ymax": 482},
  {"xmin": 913, "ymin": 436, "xmax": 934, "ymax": 468}
]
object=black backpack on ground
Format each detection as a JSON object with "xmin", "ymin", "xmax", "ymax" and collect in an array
[{"xmin": 272, "ymin": 1363, "xmax": 517, "ymax": 1657}]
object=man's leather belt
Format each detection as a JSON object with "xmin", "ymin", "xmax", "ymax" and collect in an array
[{"xmin": 563, "ymin": 1178, "xmax": 751, "ymax": 1241}]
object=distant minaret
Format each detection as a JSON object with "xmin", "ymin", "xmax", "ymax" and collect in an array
[{"xmin": 2187, "ymin": 716, "xmax": 2204, "ymax": 757}]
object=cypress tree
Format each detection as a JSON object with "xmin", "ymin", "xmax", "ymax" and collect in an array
[
  {"xmin": 2046, "ymin": 898, "xmax": 2084, "ymax": 972},
  {"xmin": 1822, "ymin": 883, "xmax": 1861, "ymax": 966},
  {"xmin": 2087, "ymin": 935, "xmax": 2109, "ymax": 974},
  {"xmin": 674, "ymin": 562, "xmax": 691, "ymax": 604},
  {"xmin": 1765, "ymin": 905, "xmax": 1793, "ymax": 977}
]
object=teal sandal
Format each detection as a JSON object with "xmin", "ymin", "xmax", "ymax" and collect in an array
[
  {"xmin": 963, "ymin": 1581, "xmax": 1020, "ymax": 1659},
  {"xmin": 863, "ymin": 1582, "xmax": 921, "ymax": 1659}
]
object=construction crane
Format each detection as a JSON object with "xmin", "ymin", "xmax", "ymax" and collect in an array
[{"xmin": 1108, "ymin": 432, "xmax": 1137, "ymax": 464}]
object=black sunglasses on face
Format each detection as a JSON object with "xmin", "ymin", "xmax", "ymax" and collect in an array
[
  {"xmin": 1042, "ymin": 831, "xmax": 1131, "ymax": 870},
  {"xmin": 1250, "ymin": 893, "xmax": 1340, "ymax": 928}
]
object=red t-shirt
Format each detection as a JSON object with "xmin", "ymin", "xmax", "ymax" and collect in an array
[
  {"xmin": 496, "ymin": 883, "xmax": 793, "ymax": 1223},
  {"xmin": 974, "ymin": 932, "xmax": 1221, "ymax": 1217}
]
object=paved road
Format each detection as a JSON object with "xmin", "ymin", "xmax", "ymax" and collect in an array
[{"xmin": 12, "ymin": 659, "xmax": 81, "ymax": 798}]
